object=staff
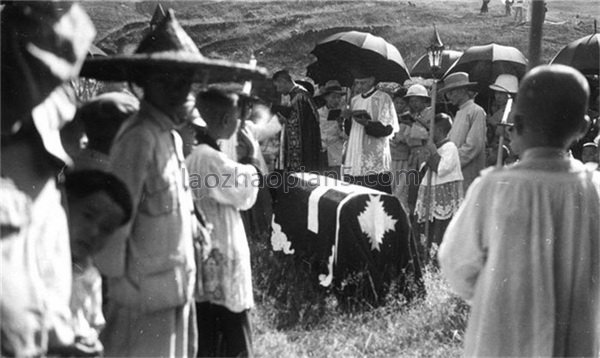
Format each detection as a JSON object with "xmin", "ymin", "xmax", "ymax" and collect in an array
[{"xmin": 424, "ymin": 25, "xmax": 444, "ymax": 245}]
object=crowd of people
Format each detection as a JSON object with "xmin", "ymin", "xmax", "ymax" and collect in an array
[{"xmin": 1, "ymin": 1, "xmax": 599, "ymax": 357}]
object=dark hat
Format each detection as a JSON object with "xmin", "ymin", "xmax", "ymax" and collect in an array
[
  {"xmin": 438, "ymin": 72, "xmax": 479, "ymax": 94},
  {"xmin": 80, "ymin": 9, "xmax": 267, "ymax": 84},
  {"xmin": 79, "ymin": 92, "xmax": 139, "ymax": 127},
  {"xmin": 272, "ymin": 69, "xmax": 293, "ymax": 82}
]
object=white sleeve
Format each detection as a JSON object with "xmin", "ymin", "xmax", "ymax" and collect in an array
[
  {"xmin": 437, "ymin": 143, "xmax": 461, "ymax": 179},
  {"xmin": 186, "ymin": 147, "xmax": 259, "ymax": 211},
  {"xmin": 438, "ymin": 177, "xmax": 489, "ymax": 301}
]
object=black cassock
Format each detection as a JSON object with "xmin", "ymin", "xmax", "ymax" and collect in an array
[{"xmin": 274, "ymin": 85, "xmax": 322, "ymax": 172}]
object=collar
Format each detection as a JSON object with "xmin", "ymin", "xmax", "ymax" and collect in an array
[
  {"xmin": 435, "ymin": 138, "xmax": 450, "ymax": 148},
  {"xmin": 139, "ymin": 100, "xmax": 177, "ymax": 132},
  {"xmin": 361, "ymin": 87, "xmax": 377, "ymax": 99},
  {"xmin": 458, "ymin": 99, "xmax": 475, "ymax": 110},
  {"xmin": 521, "ymin": 147, "xmax": 570, "ymax": 162},
  {"xmin": 195, "ymin": 128, "xmax": 221, "ymax": 152}
]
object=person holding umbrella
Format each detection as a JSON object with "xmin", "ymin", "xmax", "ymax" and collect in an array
[
  {"xmin": 343, "ymin": 71, "xmax": 399, "ymax": 193},
  {"xmin": 485, "ymin": 74, "xmax": 518, "ymax": 165},
  {"xmin": 439, "ymin": 72, "xmax": 487, "ymax": 191}
]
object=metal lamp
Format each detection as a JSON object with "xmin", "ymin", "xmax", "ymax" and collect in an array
[{"xmin": 427, "ymin": 25, "xmax": 445, "ymax": 76}]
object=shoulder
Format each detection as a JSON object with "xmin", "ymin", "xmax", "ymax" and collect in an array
[
  {"xmin": 469, "ymin": 102, "xmax": 486, "ymax": 117},
  {"xmin": 374, "ymin": 90, "xmax": 393, "ymax": 101},
  {"xmin": 113, "ymin": 114, "xmax": 156, "ymax": 148}
]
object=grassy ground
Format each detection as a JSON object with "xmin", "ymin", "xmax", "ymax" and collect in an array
[{"xmin": 250, "ymin": 238, "xmax": 469, "ymax": 357}]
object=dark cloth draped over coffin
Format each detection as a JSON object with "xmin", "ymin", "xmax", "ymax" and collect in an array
[{"xmin": 269, "ymin": 172, "xmax": 422, "ymax": 303}]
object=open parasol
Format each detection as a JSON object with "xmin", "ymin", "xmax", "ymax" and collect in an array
[
  {"xmin": 550, "ymin": 32, "xmax": 599, "ymax": 76},
  {"xmin": 310, "ymin": 31, "xmax": 411, "ymax": 84},
  {"xmin": 410, "ymin": 50, "xmax": 463, "ymax": 79},
  {"xmin": 442, "ymin": 43, "xmax": 528, "ymax": 92}
]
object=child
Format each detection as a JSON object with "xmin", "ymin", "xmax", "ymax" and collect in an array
[
  {"xmin": 439, "ymin": 65, "xmax": 600, "ymax": 356},
  {"xmin": 186, "ymin": 89, "xmax": 260, "ymax": 357},
  {"xmin": 73, "ymin": 92, "xmax": 139, "ymax": 171},
  {"xmin": 414, "ymin": 113, "xmax": 464, "ymax": 249},
  {"xmin": 61, "ymin": 170, "xmax": 132, "ymax": 356}
]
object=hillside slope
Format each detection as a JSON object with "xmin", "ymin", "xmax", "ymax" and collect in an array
[{"xmin": 82, "ymin": 0, "xmax": 598, "ymax": 80}]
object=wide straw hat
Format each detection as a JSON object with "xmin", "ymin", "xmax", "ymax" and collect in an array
[
  {"xmin": 438, "ymin": 72, "xmax": 479, "ymax": 94},
  {"xmin": 403, "ymin": 84, "xmax": 430, "ymax": 99},
  {"xmin": 315, "ymin": 80, "xmax": 346, "ymax": 98},
  {"xmin": 489, "ymin": 74, "xmax": 519, "ymax": 94},
  {"xmin": 80, "ymin": 9, "xmax": 267, "ymax": 84}
]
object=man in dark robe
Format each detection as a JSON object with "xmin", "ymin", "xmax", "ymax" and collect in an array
[{"xmin": 272, "ymin": 70, "xmax": 322, "ymax": 171}]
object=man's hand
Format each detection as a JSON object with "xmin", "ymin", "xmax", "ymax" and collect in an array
[
  {"xmin": 237, "ymin": 127, "xmax": 259, "ymax": 162},
  {"xmin": 352, "ymin": 110, "xmax": 371, "ymax": 126},
  {"xmin": 425, "ymin": 141, "xmax": 438, "ymax": 156}
]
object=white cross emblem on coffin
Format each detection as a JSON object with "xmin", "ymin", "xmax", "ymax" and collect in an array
[{"xmin": 270, "ymin": 172, "xmax": 415, "ymax": 301}]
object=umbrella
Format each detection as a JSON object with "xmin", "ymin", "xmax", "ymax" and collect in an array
[
  {"xmin": 550, "ymin": 33, "xmax": 599, "ymax": 76},
  {"xmin": 442, "ymin": 43, "xmax": 528, "ymax": 93},
  {"xmin": 306, "ymin": 60, "xmax": 354, "ymax": 87},
  {"xmin": 310, "ymin": 31, "xmax": 411, "ymax": 84},
  {"xmin": 410, "ymin": 50, "xmax": 463, "ymax": 79}
]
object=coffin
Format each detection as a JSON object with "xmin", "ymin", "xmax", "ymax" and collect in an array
[{"xmin": 269, "ymin": 172, "xmax": 421, "ymax": 302}]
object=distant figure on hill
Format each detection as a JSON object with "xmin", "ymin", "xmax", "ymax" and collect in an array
[
  {"xmin": 514, "ymin": 0, "xmax": 524, "ymax": 23},
  {"xmin": 504, "ymin": 0, "xmax": 513, "ymax": 16},
  {"xmin": 480, "ymin": 0, "xmax": 490, "ymax": 14}
]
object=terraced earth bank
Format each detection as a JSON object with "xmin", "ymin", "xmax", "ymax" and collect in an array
[{"xmin": 84, "ymin": 0, "xmax": 598, "ymax": 81}]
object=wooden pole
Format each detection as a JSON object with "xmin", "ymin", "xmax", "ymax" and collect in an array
[
  {"xmin": 423, "ymin": 80, "xmax": 437, "ymax": 249},
  {"xmin": 495, "ymin": 97, "xmax": 513, "ymax": 168},
  {"xmin": 528, "ymin": 0, "xmax": 546, "ymax": 70}
]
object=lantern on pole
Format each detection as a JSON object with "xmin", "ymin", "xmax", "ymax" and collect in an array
[{"xmin": 427, "ymin": 25, "xmax": 445, "ymax": 77}]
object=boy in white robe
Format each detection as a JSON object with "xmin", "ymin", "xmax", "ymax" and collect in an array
[
  {"xmin": 186, "ymin": 89, "xmax": 260, "ymax": 357},
  {"xmin": 415, "ymin": 113, "xmax": 463, "ymax": 250},
  {"xmin": 439, "ymin": 65, "xmax": 600, "ymax": 357}
]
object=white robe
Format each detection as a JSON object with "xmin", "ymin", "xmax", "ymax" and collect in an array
[
  {"xmin": 344, "ymin": 89, "xmax": 398, "ymax": 176},
  {"xmin": 439, "ymin": 147, "xmax": 600, "ymax": 357}
]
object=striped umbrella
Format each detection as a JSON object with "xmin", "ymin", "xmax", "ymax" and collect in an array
[{"xmin": 310, "ymin": 31, "xmax": 411, "ymax": 84}]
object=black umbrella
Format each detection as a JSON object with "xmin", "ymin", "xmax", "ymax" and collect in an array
[
  {"xmin": 550, "ymin": 32, "xmax": 599, "ymax": 76},
  {"xmin": 442, "ymin": 43, "xmax": 528, "ymax": 93},
  {"xmin": 310, "ymin": 31, "xmax": 411, "ymax": 84},
  {"xmin": 306, "ymin": 60, "xmax": 354, "ymax": 87}
]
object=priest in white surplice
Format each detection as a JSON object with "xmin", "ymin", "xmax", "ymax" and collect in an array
[
  {"xmin": 439, "ymin": 65, "xmax": 600, "ymax": 357},
  {"xmin": 343, "ymin": 73, "xmax": 398, "ymax": 193}
]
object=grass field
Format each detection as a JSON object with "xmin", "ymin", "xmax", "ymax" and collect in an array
[{"xmin": 82, "ymin": 1, "xmax": 598, "ymax": 356}]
